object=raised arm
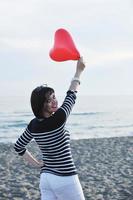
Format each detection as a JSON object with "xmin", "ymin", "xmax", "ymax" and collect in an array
[
  {"xmin": 69, "ymin": 57, "xmax": 85, "ymax": 92},
  {"xmin": 52, "ymin": 57, "xmax": 86, "ymax": 123}
]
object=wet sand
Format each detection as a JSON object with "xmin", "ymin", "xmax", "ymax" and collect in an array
[{"xmin": 0, "ymin": 136, "xmax": 132, "ymax": 200}]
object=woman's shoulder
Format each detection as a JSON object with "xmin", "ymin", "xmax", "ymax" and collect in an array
[{"xmin": 27, "ymin": 117, "xmax": 42, "ymax": 132}]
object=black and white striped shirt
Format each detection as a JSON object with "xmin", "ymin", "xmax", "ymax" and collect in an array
[{"xmin": 14, "ymin": 91, "xmax": 77, "ymax": 176}]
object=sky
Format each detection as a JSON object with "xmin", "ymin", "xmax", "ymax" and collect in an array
[{"xmin": 0, "ymin": 0, "xmax": 133, "ymax": 97}]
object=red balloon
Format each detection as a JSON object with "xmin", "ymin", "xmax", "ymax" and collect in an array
[{"xmin": 49, "ymin": 28, "xmax": 80, "ymax": 62}]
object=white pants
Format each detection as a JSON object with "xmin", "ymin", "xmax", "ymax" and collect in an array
[{"xmin": 39, "ymin": 173, "xmax": 85, "ymax": 200}]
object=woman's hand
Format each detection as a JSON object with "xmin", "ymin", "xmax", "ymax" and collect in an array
[
  {"xmin": 68, "ymin": 56, "xmax": 86, "ymax": 92},
  {"xmin": 37, "ymin": 160, "xmax": 44, "ymax": 168},
  {"xmin": 74, "ymin": 57, "xmax": 86, "ymax": 78},
  {"xmin": 23, "ymin": 150, "xmax": 44, "ymax": 168},
  {"xmin": 76, "ymin": 57, "xmax": 86, "ymax": 73}
]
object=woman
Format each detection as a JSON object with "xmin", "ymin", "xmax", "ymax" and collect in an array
[{"xmin": 14, "ymin": 57, "xmax": 86, "ymax": 200}]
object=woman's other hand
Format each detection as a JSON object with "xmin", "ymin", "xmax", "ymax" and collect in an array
[{"xmin": 37, "ymin": 160, "xmax": 44, "ymax": 168}]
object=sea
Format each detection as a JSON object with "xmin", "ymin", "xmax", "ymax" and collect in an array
[{"xmin": 0, "ymin": 95, "xmax": 133, "ymax": 143}]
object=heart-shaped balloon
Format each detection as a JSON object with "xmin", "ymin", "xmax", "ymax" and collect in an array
[{"xmin": 49, "ymin": 28, "xmax": 80, "ymax": 62}]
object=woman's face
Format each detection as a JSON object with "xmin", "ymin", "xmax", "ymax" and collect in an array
[{"xmin": 43, "ymin": 92, "xmax": 58, "ymax": 117}]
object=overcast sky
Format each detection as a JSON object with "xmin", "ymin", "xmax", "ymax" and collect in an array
[{"xmin": 0, "ymin": 0, "xmax": 133, "ymax": 97}]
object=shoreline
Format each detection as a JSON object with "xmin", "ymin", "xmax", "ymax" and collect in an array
[
  {"xmin": 0, "ymin": 135, "xmax": 133, "ymax": 144},
  {"xmin": 0, "ymin": 136, "xmax": 132, "ymax": 200}
]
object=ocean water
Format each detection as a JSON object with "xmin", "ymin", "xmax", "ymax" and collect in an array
[{"xmin": 0, "ymin": 95, "xmax": 133, "ymax": 143}]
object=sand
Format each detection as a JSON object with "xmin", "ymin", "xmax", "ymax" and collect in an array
[{"xmin": 0, "ymin": 136, "xmax": 132, "ymax": 200}]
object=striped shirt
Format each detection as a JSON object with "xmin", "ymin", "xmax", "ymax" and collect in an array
[{"xmin": 14, "ymin": 90, "xmax": 77, "ymax": 176}]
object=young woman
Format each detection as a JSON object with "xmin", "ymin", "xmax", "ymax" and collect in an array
[{"xmin": 14, "ymin": 57, "xmax": 86, "ymax": 200}]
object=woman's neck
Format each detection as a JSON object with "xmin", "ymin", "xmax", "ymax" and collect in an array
[{"xmin": 43, "ymin": 111, "xmax": 53, "ymax": 118}]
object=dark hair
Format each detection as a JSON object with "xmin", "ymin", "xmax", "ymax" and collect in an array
[{"xmin": 30, "ymin": 85, "xmax": 54, "ymax": 118}]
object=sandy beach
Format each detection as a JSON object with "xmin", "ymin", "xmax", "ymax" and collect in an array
[{"xmin": 0, "ymin": 136, "xmax": 132, "ymax": 200}]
